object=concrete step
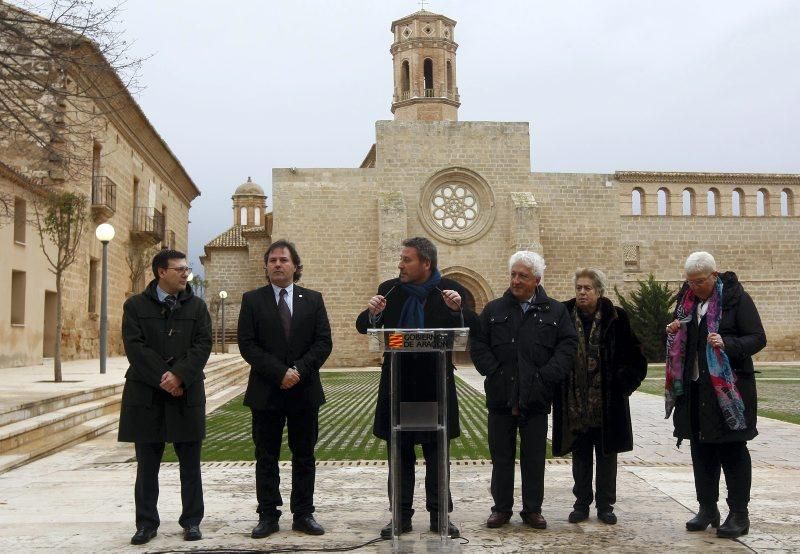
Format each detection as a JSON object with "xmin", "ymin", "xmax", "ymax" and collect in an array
[
  {"xmin": 0, "ymin": 355, "xmax": 239, "ymax": 427},
  {"xmin": 0, "ymin": 413, "xmax": 120, "ymax": 474},
  {"xmin": 0, "ymin": 356, "xmax": 250, "ymax": 474}
]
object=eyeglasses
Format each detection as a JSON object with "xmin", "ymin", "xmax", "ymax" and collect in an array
[
  {"xmin": 166, "ymin": 266, "xmax": 192, "ymax": 274},
  {"xmin": 687, "ymin": 274, "xmax": 713, "ymax": 287}
]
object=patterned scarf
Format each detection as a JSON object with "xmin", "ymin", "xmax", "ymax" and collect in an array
[
  {"xmin": 665, "ymin": 278, "xmax": 746, "ymax": 430},
  {"xmin": 397, "ymin": 269, "xmax": 442, "ymax": 328},
  {"xmin": 568, "ymin": 306, "xmax": 603, "ymax": 432}
]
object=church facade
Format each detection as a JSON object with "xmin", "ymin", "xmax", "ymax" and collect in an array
[{"xmin": 213, "ymin": 9, "xmax": 800, "ymax": 365}]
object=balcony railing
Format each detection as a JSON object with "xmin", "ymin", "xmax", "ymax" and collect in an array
[
  {"xmin": 90, "ymin": 174, "xmax": 116, "ymax": 222},
  {"xmin": 395, "ymin": 87, "xmax": 460, "ymax": 103},
  {"xmin": 131, "ymin": 206, "xmax": 165, "ymax": 244}
]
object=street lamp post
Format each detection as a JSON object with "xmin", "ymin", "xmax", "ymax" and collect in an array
[
  {"xmin": 95, "ymin": 223, "xmax": 115, "ymax": 374},
  {"xmin": 219, "ymin": 290, "xmax": 228, "ymax": 353}
]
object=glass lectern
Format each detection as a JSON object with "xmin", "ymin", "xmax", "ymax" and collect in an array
[{"xmin": 368, "ymin": 327, "xmax": 469, "ymax": 552}]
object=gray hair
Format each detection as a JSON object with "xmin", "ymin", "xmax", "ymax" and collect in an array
[
  {"xmin": 508, "ymin": 251, "xmax": 546, "ymax": 279},
  {"xmin": 684, "ymin": 251, "xmax": 717, "ymax": 275},
  {"xmin": 573, "ymin": 267, "xmax": 608, "ymax": 297},
  {"xmin": 402, "ymin": 236, "xmax": 438, "ymax": 271}
]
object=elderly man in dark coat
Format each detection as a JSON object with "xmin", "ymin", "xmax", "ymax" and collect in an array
[
  {"xmin": 470, "ymin": 251, "xmax": 577, "ymax": 531},
  {"xmin": 666, "ymin": 251, "xmax": 766, "ymax": 539},
  {"xmin": 119, "ymin": 249, "xmax": 212, "ymax": 545},
  {"xmin": 553, "ymin": 268, "xmax": 647, "ymax": 525},
  {"xmin": 356, "ymin": 237, "xmax": 477, "ymax": 539}
]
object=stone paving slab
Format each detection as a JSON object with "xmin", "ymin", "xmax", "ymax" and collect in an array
[{"xmin": 0, "ymin": 363, "xmax": 798, "ymax": 552}]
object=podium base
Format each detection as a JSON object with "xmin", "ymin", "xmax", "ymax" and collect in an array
[{"xmin": 378, "ymin": 536, "xmax": 462, "ymax": 553}]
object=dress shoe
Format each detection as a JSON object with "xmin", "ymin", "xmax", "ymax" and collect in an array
[
  {"xmin": 380, "ymin": 519, "xmax": 412, "ymax": 539},
  {"xmin": 183, "ymin": 524, "xmax": 202, "ymax": 541},
  {"xmin": 486, "ymin": 511, "xmax": 511, "ymax": 528},
  {"xmin": 685, "ymin": 505, "xmax": 721, "ymax": 531},
  {"xmin": 130, "ymin": 527, "xmax": 157, "ymax": 545},
  {"xmin": 568, "ymin": 509, "xmax": 589, "ymax": 523},
  {"xmin": 251, "ymin": 520, "xmax": 279, "ymax": 538},
  {"xmin": 598, "ymin": 511, "xmax": 617, "ymax": 525},
  {"xmin": 716, "ymin": 512, "xmax": 750, "ymax": 539},
  {"xmin": 429, "ymin": 513, "xmax": 460, "ymax": 538},
  {"xmin": 292, "ymin": 514, "xmax": 325, "ymax": 536},
  {"xmin": 521, "ymin": 512, "xmax": 547, "ymax": 529}
]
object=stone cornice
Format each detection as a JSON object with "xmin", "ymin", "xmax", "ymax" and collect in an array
[
  {"xmin": 391, "ymin": 96, "xmax": 461, "ymax": 113},
  {"xmin": 614, "ymin": 171, "xmax": 800, "ymax": 186},
  {"xmin": 0, "ymin": 160, "xmax": 44, "ymax": 196},
  {"xmin": 391, "ymin": 39, "xmax": 458, "ymax": 55}
]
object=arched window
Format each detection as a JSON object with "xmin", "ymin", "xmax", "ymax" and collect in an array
[
  {"xmin": 707, "ymin": 188, "xmax": 719, "ymax": 216},
  {"xmin": 631, "ymin": 188, "xmax": 643, "ymax": 215},
  {"xmin": 682, "ymin": 188, "xmax": 695, "ymax": 216},
  {"xmin": 781, "ymin": 189, "xmax": 793, "ymax": 216},
  {"xmin": 756, "ymin": 188, "xmax": 769, "ymax": 216},
  {"xmin": 657, "ymin": 188, "xmax": 669, "ymax": 216},
  {"xmin": 240, "ymin": 206, "xmax": 247, "ymax": 225},
  {"xmin": 254, "ymin": 208, "xmax": 261, "ymax": 226},
  {"xmin": 401, "ymin": 60, "xmax": 410, "ymax": 98},
  {"xmin": 446, "ymin": 60, "xmax": 453, "ymax": 95},
  {"xmin": 423, "ymin": 58, "xmax": 434, "ymax": 96},
  {"xmin": 731, "ymin": 188, "xmax": 744, "ymax": 216}
]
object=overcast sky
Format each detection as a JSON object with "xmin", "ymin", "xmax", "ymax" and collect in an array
[{"xmin": 90, "ymin": 1, "xmax": 800, "ymax": 274}]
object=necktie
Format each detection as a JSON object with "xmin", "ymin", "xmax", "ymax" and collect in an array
[
  {"xmin": 164, "ymin": 294, "xmax": 177, "ymax": 311},
  {"xmin": 278, "ymin": 288, "xmax": 292, "ymax": 339},
  {"xmin": 520, "ymin": 301, "xmax": 530, "ymax": 314}
]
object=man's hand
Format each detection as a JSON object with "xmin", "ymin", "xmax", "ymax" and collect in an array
[
  {"xmin": 441, "ymin": 289, "xmax": 462, "ymax": 311},
  {"xmin": 160, "ymin": 370, "xmax": 183, "ymax": 396},
  {"xmin": 280, "ymin": 367, "xmax": 301, "ymax": 390},
  {"xmin": 367, "ymin": 295, "xmax": 387, "ymax": 316}
]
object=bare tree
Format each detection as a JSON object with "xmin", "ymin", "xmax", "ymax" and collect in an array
[
  {"xmin": 0, "ymin": 0, "xmax": 146, "ymax": 219},
  {"xmin": 33, "ymin": 189, "xmax": 87, "ymax": 382},
  {"xmin": 125, "ymin": 238, "xmax": 157, "ymax": 294}
]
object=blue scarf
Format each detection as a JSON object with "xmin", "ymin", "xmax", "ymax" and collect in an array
[{"xmin": 398, "ymin": 269, "xmax": 442, "ymax": 328}]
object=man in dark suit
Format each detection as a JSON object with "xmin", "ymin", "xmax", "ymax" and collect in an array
[
  {"xmin": 238, "ymin": 239, "xmax": 332, "ymax": 538},
  {"xmin": 356, "ymin": 237, "xmax": 476, "ymax": 539},
  {"xmin": 119, "ymin": 249, "xmax": 212, "ymax": 545}
]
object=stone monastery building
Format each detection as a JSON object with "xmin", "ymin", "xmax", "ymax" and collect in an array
[{"xmin": 203, "ymin": 9, "xmax": 800, "ymax": 365}]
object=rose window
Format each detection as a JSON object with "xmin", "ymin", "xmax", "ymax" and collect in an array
[{"xmin": 430, "ymin": 183, "xmax": 478, "ymax": 231}]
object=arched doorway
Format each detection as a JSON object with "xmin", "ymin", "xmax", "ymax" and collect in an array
[{"xmin": 441, "ymin": 266, "xmax": 494, "ymax": 366}]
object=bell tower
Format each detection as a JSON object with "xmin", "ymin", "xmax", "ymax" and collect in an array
[{"xmin": 390, "ymin": 9, "xmax": 460, "ymax": 121}]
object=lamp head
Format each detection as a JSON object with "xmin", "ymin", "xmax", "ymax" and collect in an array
[
  {"xmin": 219, "ymin": 290, "xmax": 228, "ymax": 300},
  {"xmin": 95, "ymin": 223, "xmax": 115, "ymax": 243}
]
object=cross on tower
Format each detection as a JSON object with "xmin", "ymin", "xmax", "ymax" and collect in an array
[{"xmin": 419, "ymin": 0, "xmax": 428, "ymax": 10}]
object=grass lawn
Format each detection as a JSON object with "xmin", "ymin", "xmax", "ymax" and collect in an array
[
  {"xmin": 639, "ymin": 364, "xmax": 800, "ymax": 425},
  {"xmin": 164, "ymin": 371, "xmax": 541, "ymax": 462}
]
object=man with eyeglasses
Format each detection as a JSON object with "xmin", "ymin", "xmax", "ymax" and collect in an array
[{"xmin": 119, "ymin": 249, "xmax": 212, "ymax": 545}]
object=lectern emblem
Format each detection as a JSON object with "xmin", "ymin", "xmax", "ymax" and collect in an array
[{"xmin": 388, "ymin": 333, "xmax": 404, "ymax": 349}]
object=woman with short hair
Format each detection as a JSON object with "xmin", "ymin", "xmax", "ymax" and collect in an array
[
  {"xmin": 666, "ymin": 252, "xmax": 766, "ymax": 539},
  {"xmin": 553, "ymin": 268, "xmax": 647, "ymax": 525}
]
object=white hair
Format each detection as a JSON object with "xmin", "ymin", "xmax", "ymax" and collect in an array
[
  {"xmin": 573, "ymin": 267, "xmax": 608, "ymax": 297},
  {"xmin": 509, "ymin": 251, "xmax": 546, "ymax": 279},
  {"xmin": 684, "ymin": 251, "xmax": 717, "ymax": 274}
]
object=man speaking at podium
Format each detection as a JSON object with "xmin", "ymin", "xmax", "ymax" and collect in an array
[{"xmin": 356, "ymin": 237, "xmax": 475, "ymax": 539}]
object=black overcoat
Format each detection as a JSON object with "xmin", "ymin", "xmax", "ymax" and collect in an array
[
  {"xmin": 552, "ymin": 297, "xmax": 648, "ymax": 457},
  {"xmin": 671, "ymin": 272, "xmax": 766, "ymax": 443},
  {"xmin": 118, "ymin": 280, "xmax": 212, "ymax": 443},
  {"xmin": 237, "ymin": 284, "xmax": 332, "ymax": 412},
  {"xmin": 470, "ymin": 286, "xmax": 578, "ymax": 415},
  {"xmin": 355, "ymin": 277, "xmax": 477, "ymax": 441}
]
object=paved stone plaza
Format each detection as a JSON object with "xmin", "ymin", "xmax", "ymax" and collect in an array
[{"xmin": 0, "ymin": 363, "xmax": 798, "ymax": 552}]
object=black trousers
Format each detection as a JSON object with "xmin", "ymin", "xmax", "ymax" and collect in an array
[
  {"xmin": 134, "ymin": 441, "xmax": 203, "ymax": 530},
  {"xmin": 571, "ymin": 427, "xmax": 617, "ymax": 512},
  {"xmin": 689, "ymin": 383, "xmax": 751, "ymax": 512},
  {"xmin": 251, "ymin": 407, "xmax": 319, "ymax": 521},
  {"xmin": 387, "ymin": 435, "xmax": 453, "ymax": 519},
  {"xmin": 488, "ymin": 409, "xmax": 548, "ymax": 516}
]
